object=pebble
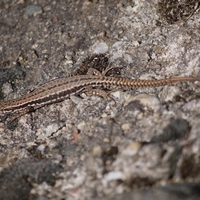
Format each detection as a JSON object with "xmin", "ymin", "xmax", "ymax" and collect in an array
[
  {"xmin": 122, "ymin": 141, "xmax": 142, "ymax": 156},
  {"xmin": 25, "ymin": 5, "xmax": 43, "ymax": 16},
  {"xmin": 103, "ymin": 138, "xmax": 110, "ymax": 143},
  {"xmin": 1, "ymin": 82, "xmax": 13, "ymax": 97},
  {"xmin": 92, "ymin": 146, "xmax": 102, "ymax": 156},
  {"xmin": 121, "ymin": 123, "xmax": 131, "ymax": 131},
  {"xmin": 0, "ymin": 123, "xmax": 5, "ymax": 132},
  {"xmin": 111, "ymin": 91, "xmax": 126, "ymax": 101},
  {"xmin": 37, "ymin": 144, "xmax": 45, "ymax": 153},
  {"xmin": 77, "ymin": 121, "xmax": 86, "ymax": 130},
  {"xmin": 104, "ymin": 171, "xmax": 123, "ymax": 182},
  {"xmin": 91, "ymin": 42, "xmax": 108, "ymax": 54},
  {"xmin": 112, "ymin": 41, "xmax": 123, "ymax": 49}
]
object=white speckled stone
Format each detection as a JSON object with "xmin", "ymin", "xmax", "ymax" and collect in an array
[
  {"xmin": 91, "ymin": 42, "xmax": 108, "ymax": 54},
  {"xmin": 125, "ymin": 93, "xmax": 161, "ymax": 111}
]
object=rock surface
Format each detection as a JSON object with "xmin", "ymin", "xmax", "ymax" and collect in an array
[{"xmin": 0, "ymin": 1, "xmax": 200, "ymax": 199}]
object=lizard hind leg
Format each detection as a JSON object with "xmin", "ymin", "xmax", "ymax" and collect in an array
[
  {"xmin": 84, "ymin": 86, "xmax": 108, "ymax": 100},
  {"xmin": 5, "ymin": 106, "xmax": 35, "ymax": 128},
  {"xmin": 2, "ymin": 111, "xmax": 27, "ymax": 130},
  {"xmin": 84, "ymin": 86, "xmax": 117, "ymax": 104}
]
